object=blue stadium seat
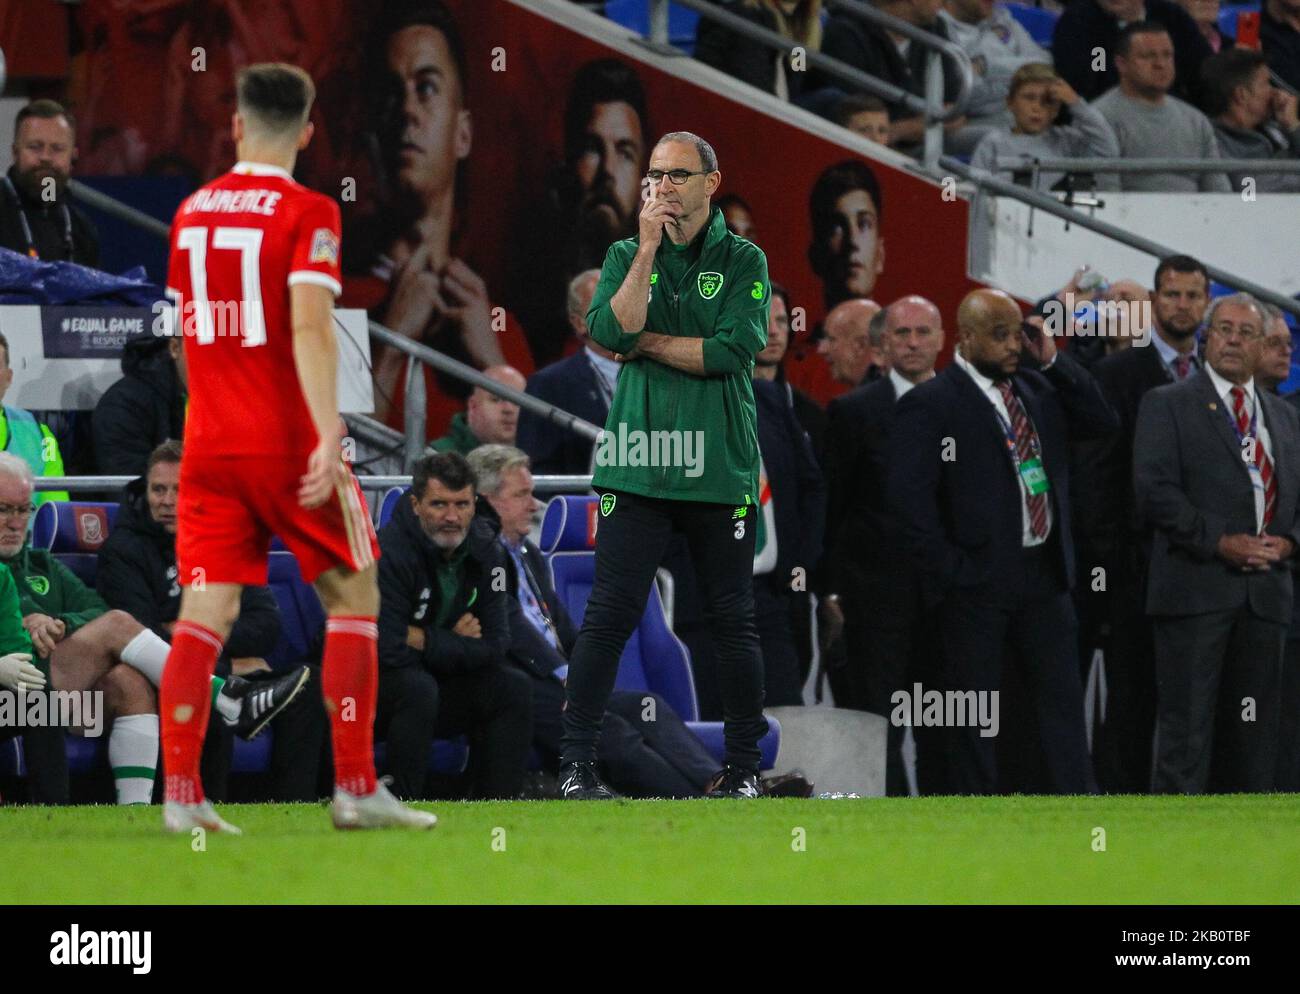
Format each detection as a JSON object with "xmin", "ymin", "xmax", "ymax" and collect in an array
[
  {"xmin": 266, "ymin": 551, "xmax": 326, "ymax": 673},
  {"xmin": 603, "ymin": 0, "xmax": 700, "ymax": 51},
  {"xmin": 1218, "ymin": 3, "xmax": 1258, "ymax": 39},
  {"xmin": 377, "ymin": 486, "xmax": 406, "ymax": 529},
  {"xmin": 31, "ymin": 500, "xmax": 118, "ymax": 552},
  {"xmin": 1001, "ymin": 2, "xmax": 1059, "ymax": 49},
  {"xmin": 540, "ymin": 495, "xmax": 781, "ymax": 768}
]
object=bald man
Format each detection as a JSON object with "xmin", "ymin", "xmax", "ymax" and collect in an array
[
  {"xmin": 888, "ymin": 289, "xmax": 1117, "ymax": 795},
  {"xmin": 817, "ymin": 299, "xmax": 883, "ymax": 387},
  {"xmin": 429, "ymin": 365, "xmax": 527, "ymax": 455},
  {"xmin": 517, "ymin": 269, "xmax": 618, "ymax": 475},
  {"xmin": 823, "ymin": 295, "xmax": 947, "ymax": 794}
]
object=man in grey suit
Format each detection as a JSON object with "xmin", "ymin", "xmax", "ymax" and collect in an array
[{"xmin": 1135, "ymin": 293, "xmax": 1300, "ymax": 793}]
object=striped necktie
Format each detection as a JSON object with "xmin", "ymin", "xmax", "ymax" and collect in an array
[
  {"xmin": 1231, "ymin": 385, "xmax": 1276, "ymax": 530},
  {"xmin": 996, "ymin": 380, "xmax": 1049, "ymax": 540}
]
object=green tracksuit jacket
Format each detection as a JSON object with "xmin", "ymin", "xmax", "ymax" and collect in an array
[
  {"xmin": 587, "ymin": 206, "xmax": 769, "ymax": 506},
  {"xmin": 2, "ymin": 544, "xmax": 107, "ymax": 677},
  {"xmin": 0, "ymin": 565, "xmax": 34, "ymax": 657}
]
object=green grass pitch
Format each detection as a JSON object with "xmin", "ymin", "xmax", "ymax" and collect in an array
[{"xmin": 5, "ymin": 794, "xmax": 1299, "ymax": 903}]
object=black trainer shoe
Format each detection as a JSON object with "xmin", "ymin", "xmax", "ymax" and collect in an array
[
  {"xmin": 558, "ymin": 761, "xmax": 621, "ymax": 799},
  {"xmin": 705, "ymin": 765, "xmax": 763, "ymax": 798},
  {"xmin": 225, "ymin": 666, "xmax": 311, "ymax": 741},
  {"xmin": 761, "ymin": 771, "xmax": 815, "ymax": 798}
]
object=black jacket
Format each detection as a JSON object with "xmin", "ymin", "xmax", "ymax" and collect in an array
[
  {"xmin": 96, "ymin": 477, "xmax": 281, "ymax": 661},
  {"xmin": 694, "ymin": 0, "xmax": 809, "ymax": 100},
  {"xmin": 889, "ymin": 351, "xmax": 1119, "ymax": 608},
  {"xmin": 753, "ymin": 378, "xmax": 825, "ymax": 588},
  {"xmin": 1052, "ymin": 0, "xmax": 1211, "ymax": 102},
  {"xmin": 377, "ymin": 495, "xmax": 510, "ymax": 675},
  {"xmin": 814, "ymin": 11, "xmax": 962, "ymax": 118},
  {"xmin": 0, "ymin": 167, "xmax": 99, "ymax": 267},
  {"xmin": 822, "ymin": 374, "xmax": 920, "ymax": 615},
  {"xmin": 475, "ymin": 487, "xmax": 577, "ymax": 680},
  {"xmin": 92, "ymin": 337, "xmax": 186, "ymax": 476},
  {"xmin": 516, "ymin": 350, "xmax": 610, "ymax": 475},
  {"xmin": 1070, "ymin": 342, "xmax": 1177, "ymax": 567},
  {"xmin": 1263, "ymin": 6, "xmax": 1300, "ymax": 94}
]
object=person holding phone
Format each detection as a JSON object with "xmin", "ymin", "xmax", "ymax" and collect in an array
[{"xmin": 888, "ymin": 289, "xmax": 1119, "ymax": 795}]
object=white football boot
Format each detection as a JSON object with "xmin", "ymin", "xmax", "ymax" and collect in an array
[
  {"xmin": 330, "ymin": 779, "xmax": 438, "ymax": 830},
  {"xmin": 163, "ymin": 799, "xmax": 243, "ymax": 835}
]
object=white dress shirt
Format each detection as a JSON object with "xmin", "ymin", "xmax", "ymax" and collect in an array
[
  {"xmin": 953, "ymin": 348, "xmax": 1053, "ymax": 547},
  {"xmin": 1205, "ymin": 364, "xmax": 1273, "ymax": 533}
]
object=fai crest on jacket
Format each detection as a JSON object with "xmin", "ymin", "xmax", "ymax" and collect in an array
[{"xmin": 698, "ymin": 272, "xmax": 724, "ymax": 300}]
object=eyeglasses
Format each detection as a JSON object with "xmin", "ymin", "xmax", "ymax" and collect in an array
[
  {"xmin": 1264, "ymin": 337, "xmax": 1295, "ymax": 353},
  {"xmin": 0, "ymin": 504, "xmax": 35, "ymax": 519},
  {"xmin": 1209, "ymin": 324, "xmax": 1262, "ymax": 341},
  {"xmin": 646, "ymin": 169, "xmax": 708, "ymax": 185}
]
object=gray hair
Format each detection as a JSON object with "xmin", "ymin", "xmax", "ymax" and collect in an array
[
  {"xmin": 567, "ymin": 269, "xmax": 602, "ymax": 319},
  {"xmin": 868, "ymin": 307, "xmax": 888, "ymax": 349},
  {"xmin": 466, "ymin": 444, "xmax": 531, "ymax": 497},
  {"xmin": 655, "ymin": 131, "xmax": 717, "ymax": 172},
  {"xmin": 0, "ymin": 452, "xmax": 34, "ymax": 491},
  {"xmin": 1261, "ymin": 301, "xmax": 1285, "ymax": 327},
  {"xmin": 1205, "ymin": 292, "xmax": 1266, "ymax": 332}
]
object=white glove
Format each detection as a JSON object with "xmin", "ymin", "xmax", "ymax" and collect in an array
[{"xmin": 0, "ymin": 652, "xmax": 46, "ymax": 692}]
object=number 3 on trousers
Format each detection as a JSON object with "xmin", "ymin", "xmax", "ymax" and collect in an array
[{"xmin": 734, "ymin": 520, "xmax": 745, "ymax": 539}]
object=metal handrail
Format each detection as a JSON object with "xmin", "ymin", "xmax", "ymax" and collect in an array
[
  {"xmin": 948, "ymin": 155, "xmax": 1300, "ymax": 319},
  {"xmin": 34, "ymin": 474, "xmax": 594, "ymax": 493},
  {"xmin": 663, "ymin": 0, "xmax": 971, "ymax": 169},
  {"xmin": 993, "ymin": 157, "xmax": 1300, "ymax": 175},
  {"xmin": 67, "ymin": 180, "xmax": 605, "ymax": 467},
  {"xmin": 825, "ymin": 0, "xmax": 973, "ymax": 115},
  {"xmin": 666, "ymin": 0, "xmax": 933, "ymax": 116}
]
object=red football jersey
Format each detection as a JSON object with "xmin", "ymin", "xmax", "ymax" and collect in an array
[{"xmin": 166, "ymin": 160, "xmax": 343, "ymax": 458}]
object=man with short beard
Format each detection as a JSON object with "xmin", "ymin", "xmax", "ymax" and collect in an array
[
  {"xmin": 375, "ymin": 452, "xmax": 533, "ymax": 799},
  {"xmin": 0, "ymin": 100, "xmax": 99, "ymax": 266},
  {"xmin": 514, "ymin": 59, "xmax": 651, "ymax": 364},
  {"xmin": 348, "ymin": 0, "xmax": 534, "ymax": 438},
  {"xmin": 1073, "ymin": 255, "xmax": 1210, "ymax": 792}
]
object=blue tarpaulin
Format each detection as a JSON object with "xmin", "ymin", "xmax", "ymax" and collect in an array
[{"xmin": 0, "ymin": 246, "xmax": 165, "ymax": 308}]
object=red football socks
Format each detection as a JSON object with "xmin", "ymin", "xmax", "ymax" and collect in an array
[
  {"xmin": 160, "ymin": 621, "xmax": 224, "ymax": 805},
  {"xmin": 322, "ymin": 616, "xmax": 379, "ymax": 796}
]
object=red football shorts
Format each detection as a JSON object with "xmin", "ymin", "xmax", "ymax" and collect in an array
[{"xmin": 177, "ymin": 454, "xmax": 379, "ymax": 586}]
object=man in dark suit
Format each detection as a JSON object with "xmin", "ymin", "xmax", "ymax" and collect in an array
[
  {"xmin": 1072, "ymin": 255, "xmax": 1210, "ymax": 792},
  {"xmin": 823, "ymin": 295, "xmax": 946, "ymax": 793},
  {"xmin": 749, "ymin": 377, "xmax": 825, "ymax": 708},
  {"xmin": 516, "ymin": 269, "xmax": 616, "ymax": 475},
  {"xmin": 890, "ymin": 289, "xmax": 1118, "ymax": 795},
  {"xmin": 469, "ymin": 444, "xmax": 721, "ymax": 797},
  {"xmin": 1135, "ymin": 293, "xmax": 1300, "ymax": 794}
]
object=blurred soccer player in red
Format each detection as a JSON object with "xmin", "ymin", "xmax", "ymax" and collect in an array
[{"xmin": 159, "ymin": 63, "xmax": 435, "ymax": 833}]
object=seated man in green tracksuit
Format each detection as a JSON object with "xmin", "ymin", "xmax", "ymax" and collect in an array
[
  {"xmin": 0, "ymin": 561, "xmax": 68, "ymax": 803},
  {"xmin": 0, "ymin": 331, "xmax": 67, "ymax": 506},
  {"xmin": 0, "ymin": 453, "xmax": 299, "ymax": 803}
]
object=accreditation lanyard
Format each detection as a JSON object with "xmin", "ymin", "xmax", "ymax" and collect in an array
[
  {"xmin": 2, "ymin": 175, "xmax": 72, "ymax": 259},
  {"xmin": 993, "ymin": 403, "xmax": 1050, "ymax": 497},
  {"xmin": 1222, "ymin": 393, "xmax": 1267, "ymax": 502}
]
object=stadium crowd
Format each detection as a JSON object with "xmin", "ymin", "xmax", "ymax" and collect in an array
[
  {"xmin": 689, "ymin": 0, "xmax": 1300, "ymax": 192},
  {"xmin": 1, "ymin": 0, "xmax": 1297, "ymax": 805}
]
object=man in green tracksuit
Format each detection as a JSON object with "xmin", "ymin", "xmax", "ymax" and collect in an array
[
  {"xmin": 560, "ymin": 131, "xmax": 771, "ymax": 799},
  {"xmin": 0, "ymin": 562, "xmax": 68, "ymax": 802}
]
